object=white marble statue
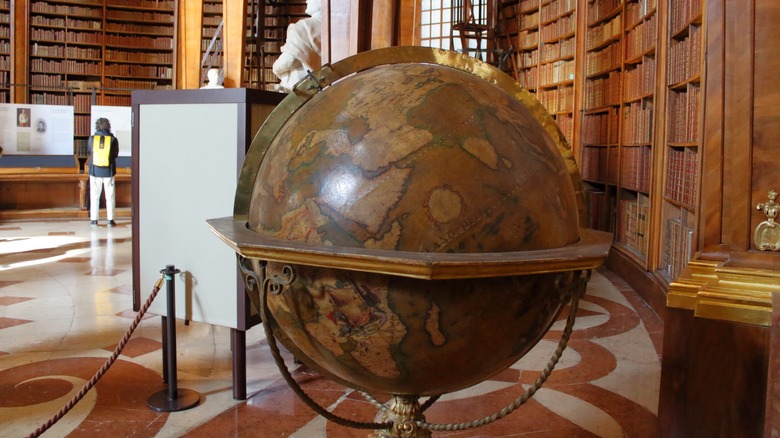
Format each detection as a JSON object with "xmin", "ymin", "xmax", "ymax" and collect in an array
[
  {"xmin": 201, "ymin": 68, "xmax": 224, "ymax": 89},
  {"xmin": 272, "ymin": 0, "xmax": 322, "ymax": 93}
]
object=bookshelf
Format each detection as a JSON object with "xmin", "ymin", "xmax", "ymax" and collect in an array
[
  {"xmin": 0, "ymin": 0, "xmax": 9, "ymax": 103},
  {"xmin": 29, "ymin": 0, "xmax": 104, "ymax": 149},
  {"xmin": 201, "ymin": 0, "xmax": 223, "ymax": 84},
  {"xmin": 580, "ymin": 0, "xmax": 623, "ymax": 232},
  {"xmin": 616, "ymin": 0, "xmax": 657, "ymax": 260},
  {"xmin": 512, "ymin": 0, "xmax": 577, "ymax": 146},
  {"xmin": 27, "ymin": 0, "xmax": 176, "ymax": 154},
  {"xmin": 658, "ymin": 0, "xmax": 702, "ymax": 281},
  {"xmin": 243, "ymin": 0, "xmax": 307, "ymax": 91}
]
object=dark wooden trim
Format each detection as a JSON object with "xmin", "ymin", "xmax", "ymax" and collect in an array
[{"xmin": 605, "ymin": 246, "xmax": 668, "ymax": 319}]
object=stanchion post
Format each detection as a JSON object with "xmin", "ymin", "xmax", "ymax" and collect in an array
[{"xmin": 147, "ymin": 264, "xmax": 201, "ymax": 412}]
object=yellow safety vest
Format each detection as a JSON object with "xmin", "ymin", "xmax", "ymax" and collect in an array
[{"xmin": 92, "ymin": 135, "xmax": 111, "ymax": 167}]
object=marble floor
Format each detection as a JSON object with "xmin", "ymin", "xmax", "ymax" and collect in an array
[{"xmin": 0, "ymin": 219, "xmax": 663, "ymax": 437}]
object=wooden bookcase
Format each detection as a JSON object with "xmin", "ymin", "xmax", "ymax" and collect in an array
[
  {"xmin": 26, "ymin": 0, "xmax": 177, "ymax": 154},
  {"xmin": 616, "ymin": 0, "xmax": 657, "ymax": 261},
  {"xmin": 658, "ymin": 0, "xmax": 702, "ymax": 280},
  {"xmin": 512, "ymin": 0, "xmax": 578, "ymax": 147},
  {"xmin": 243, "ymin": 0, "xmax": 307, "ymax": 91},
  {"xmin": 0, "ymin": 0, "xmax": 9, "ymax": 103},
  {"xmin": 495, "ymin": 0, "xmax": 706, "ymax": 303},
  {"xmin": 580, "ymin": 0, "xmax": 623, "ymax": 233}
]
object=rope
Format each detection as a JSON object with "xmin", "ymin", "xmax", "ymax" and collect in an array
[{"xmin": 27, "ymin": 277, "xmax": 165, "ymax": 438}]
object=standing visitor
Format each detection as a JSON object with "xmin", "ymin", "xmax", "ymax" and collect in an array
[{"xmin": 87, "ymin": 118, "xmax": 119, "ymax": 226}]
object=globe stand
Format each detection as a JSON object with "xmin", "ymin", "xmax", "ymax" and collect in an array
[{"xmin": 374, "ymin": 396, "xmax": 432, "ymax": 438}]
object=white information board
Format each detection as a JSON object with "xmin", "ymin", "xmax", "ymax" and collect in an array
[
  {"xmin": 91, "ymin": 105, "xmax": 132, "ymax": 157},
  {"xmin": 0, "ymin": 104, "xmax": 74, "ymax": 155},
  {"xmin": 138, "ymin": 103, "xmax": 241, "ymax": 327}
]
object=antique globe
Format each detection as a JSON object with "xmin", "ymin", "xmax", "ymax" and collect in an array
[{"xmin": 208, "ymin": 47, "xmax": 611, "ymax": 437}]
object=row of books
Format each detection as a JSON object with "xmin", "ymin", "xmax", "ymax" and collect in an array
[
  {"xmin": 74, "ymin": 114, "xmax": 92, "ymax": 137},
  {"xmin": 519, "ymin": 0, "xmax": 539, "ymax": 13},
  {"xmin": 585, "ymin": 40, "xmax": 621, "ymax": 76},
  {"xmin": 104, "ymin": 77, "xmax": 172, "ymax": 90},
  {"xmin": 518, "ymin": 66, "xmax": 538, "ymax": 90},
  {"xmin": 587, "ymin": 0, "xmax": 623, "ymax": 25},
  {"xmin": 540, "ymin": 37, "xmax": 575, "ymax": 62},
  {"xmin": 31, "ymin": 92, "xmax": 70, "ymax": 105},
  {"xmin": 583, "ymin": 71, "xmax": 621, "ymax": 110},
  {"xmin": 31, "ymin": 2, "xmax": 102, "ymax": 18},
  {"xmin": 556, "ymin": 113, "xmax": 574, "ymax": 145},
  {"xmin": 667, "ymin": 84, "xmax": 700, "ymax": 143},
  {"xmin": 106, "ymin": 49, "xmax": 173, "ymax": 64},
  {"xmin": 625, "ymin": 0, "xmax": 658, "ymax": 28},
  {"xmin": 104, "ymin": 35, "xmax": 173, "ymax": 50},
  {"xmin": 586, "ymin": 189, "xmax": 611, "ymax": 231},
  {"xmin": 33, "ymin": 44, "xmax": 102, "ymax": 60},
  {"xmin": 106, "ymin": 23, "xmax": 173, "ymax": 36},
  {"xmin": 622, "ymin": 100, "xmax": 654, "ymax": 145},
  {"xmin": 670, "ymin": 0, "xmax": 703, "ymax": 36},
  {"xmin": 667, "ymin": 25, "xmax": 702, "ymax": 85},
  {"xmin": 519, "ymin": 11, "xmax": 539, "ymax": 30},
  {"xmin": 73, "ymin": 94, "xmax": 91, "ymax": 112},
  {"xmin": 106, "ymin": 11, "xmax": 173, "ymax": 23},
  {"xmin": 32, "ymin": 29, "xmax": 100, "ymax": 44},
  {"xmin": 663, "ymin": 217, "xmax": 694, "ymax": 280},
  {"xmin": 539, "ymin": 59, "xmax": 575, "ymax": 87},
  {"xmin": 540, "ymin": 13, "xmax": 575, "ymax": 43},
  {"xmin": 586, "ymin": 15, "xmax": 622, "ymax": 51},
  {"xmin": 582, "ymin": 108, "xmax": 619, "ymax": 144},
  {"xmin": 624, "ymin": 58, "xmax": 656, "ymax": 100},
  {"xmin": 0, "ymin": 54, "xmax": 8, "ymax": 71},
  {"xmin": 537, "ymin": 85, "xmax": 574, "ymax": 114},
  {"xmin": 31, "ymin": 16, "xmax": 102, "ymax": 30},
  {"xmin": 580, "ymin": 146, "xmax": 609, "ymax": 182},
  {"xmin": 519, "ymin": 49, "xmax": 538, "ymax": 68},
  {"xmin": 618, "ymin": 194, "xmax": 650, "ymax": 256},
  {"xmin": 664, "ymin": 146, "xmax": 697, "ymax": 208},
  {"xmin": 517, "ymin": 30, "xmax": 539, "ymax": 50},
  {"xmin": 541, "ymin": 0, "xmax": 576, "ymax": 23},
  {"xmin": 105, "ymin": 64, "xmax": 172, "ymax": 78},
  {"xmin": 620, "ymin": 145, "xmax": 653, "ymax": 193},
  {"xmin": 625, "ymin": 13, "xmax": 657, "ymax": 60},
  {"xmin": 31, "ymin": 59, "xmax": 101, "ymax": 75}
]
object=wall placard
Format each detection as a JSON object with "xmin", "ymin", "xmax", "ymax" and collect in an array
[{"xmin": 0, "ymin": 104, "xmax": 74, "ymax": 155}]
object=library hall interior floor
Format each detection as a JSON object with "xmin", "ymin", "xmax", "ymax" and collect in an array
[{"xmin": 0, "ymin": 219, "xmax": 662, "ymax": 437}]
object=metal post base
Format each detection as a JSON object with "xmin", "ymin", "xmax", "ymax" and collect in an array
[{"xmin": 147, "ymin": 388, "xmax": 200, "ymax": 412}]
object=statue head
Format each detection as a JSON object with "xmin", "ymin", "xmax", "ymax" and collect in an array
[{"xmin": 306, "ymin": 0, "xmax": 321, "ymax": 18}]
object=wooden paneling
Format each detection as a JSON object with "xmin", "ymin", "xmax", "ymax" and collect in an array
[
  {"xmin": 0, "ymin": 168, "xmax": 131, "ymax": 219},
  {"xmin": 751, "ymin": 0, "xmax": 780, "ymax": 244},
  {"xmin": 686, "ymin": 317, "xmax": 769, "ymax": 437},
  {"xmin": 658, "ymin": 307, "xmax": 695, "ymax": 438},
  {"xmin": 698, "ymin": 0, "xmax": 725, "ymax": 248},
  {"xmin": 722, "ymin": 0, "xmax": 754, "ymax": 250}
]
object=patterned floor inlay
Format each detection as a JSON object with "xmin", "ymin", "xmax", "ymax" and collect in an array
[{"xmin": 0, "ymin": 220, "xmax": 663, "ymax": 437}]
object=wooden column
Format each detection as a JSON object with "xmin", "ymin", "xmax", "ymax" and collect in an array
[
  {"xmin": 222, "ymin": 0, "xmax": 247, "ymax": 88},
  {"xmin": 12, "ymin": 0, "xmax": 29, "ymax": 103},
  {"xmin": 178, "ymin": 0, "xmax": 204, "ymax": 89}
]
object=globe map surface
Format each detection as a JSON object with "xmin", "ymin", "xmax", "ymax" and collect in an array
[{"xmin": 244, "ymin": 59, "xmax": 584, "ymax": 396}]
